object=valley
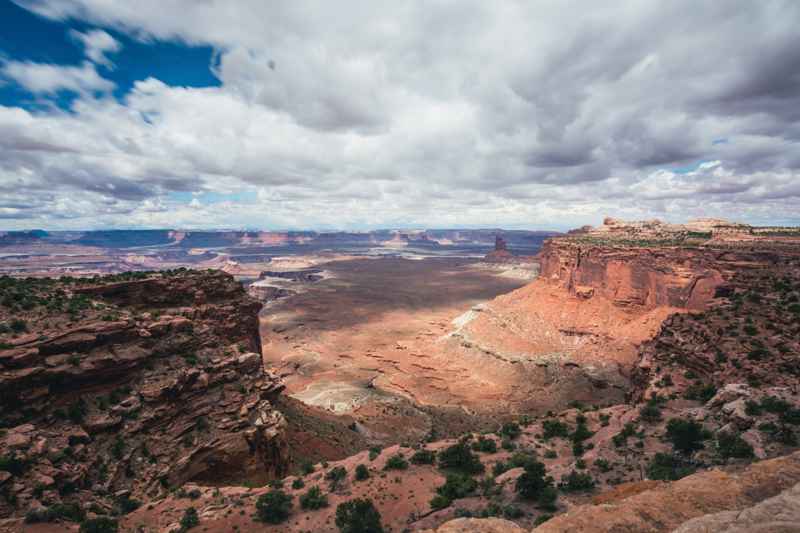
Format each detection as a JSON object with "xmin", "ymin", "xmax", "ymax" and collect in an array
[{"xmin": 1, "ymin": 219, "xmax": 800, "ymax": 532}]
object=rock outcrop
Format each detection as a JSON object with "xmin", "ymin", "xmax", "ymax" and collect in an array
[
  {"xmin": 534, "ymin": 450, "xmax": 800, "ymax": 532},
  {"xmin": 0, "ymin": 271, "xmax": 288, "ymax": 523}
]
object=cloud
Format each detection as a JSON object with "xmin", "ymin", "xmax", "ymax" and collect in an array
[
  {"xmin": 1, "ymin": 0, "xmax": 799, "ymax": 230},
  {"xmin": 70, "ymin": 29, "xmax": 122, "ymax": 68},
  {"xmin": 0, "ymin": 60, "xmax": 115, "ymax": 94}
]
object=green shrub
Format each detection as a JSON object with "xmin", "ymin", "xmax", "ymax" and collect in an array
[
  {"xmin": 436, "ymin": 473, "xmax": 477, "ymax": 503},
  {"xmin": 594, "ymin": 458, "xmax": 611, "ymax": 472},
  {"xmin": 179, "ymin": 507, "xmax": 199, "ymax": 530},
  {"xmin": 559, "ymin": 470, "xmax": 595, "ymax": 492},
  {"xmin": 508, "ymin": 451, "xmax": 539, "ymax": 470},
  {"xmin": 761, "ymin": 396, "xmax": 791, "ymax": 414},
  {"xmin": 300, "ymin": 460, "xmax": 314, "ymax": 475},
  {"xmin": 116, "ymin": 494, "xmax": 141, "ymax": 515},
  {"xmin": 542, "ymin": 419, "xmax": 569, "ymax": 440},
  {"xmin": 0, "ymin": 454, "xmax": 28, "ymax": 476},
  {"xmin": 355, "ymin": 464, "xmax": 370, "ymax": 481},
  {"xmin": 782, "ymin": 408, "xmax": 800, "ymax": 426},
  {"xmin": 79, "ymin": 517, "xmax": 119, "ymax": 533},
  {"xmin": 745, "ymin": 399, "xmax": 763, "ymax": 416},
  {"xmin": 256, "ymin": 490, "xmax": 293, "ymax": 524},
  {"xmin": 684, "ymin": 383, "xmax": 717, "ymax": 403},
  {"xmin": 716, "ymin": 432, "xmax": 754, "ymax": 459},
  {"xmin": 666, "ymin": 418, "xmax": 705, "ymax": 454},
  {"xmin": 613, "ymin": 422, "xmax": 637, "ymax": 447},
  {"xmin": 429, "ymin": 494, "xmax": 451, "ymax": 510},
  {"xmin": 300, "ymin": 486, "xmax": 329, "ymax": 510},
  {"xmin": 9, "ymin": 319, "xmax": 27, "ymax": 333},
  {"xmin": 500, "ymin": 422, "xmax": 521, "ymax": 440},
  {"xmin": 639, "ymin": 402, "xmax": 662, "ymax": 423},
  {"xmin": 335, "ymin": 498, "xmax": 384, "ymax": 533},
  {"xmin": 471, "ymin": 436, "xmax": 497, "ymax": 453},
  {"xmin": 383, "ymin": 454, "xmax": 408, "ymax": 471},
  {"xmin": 292, "ymin": 478, "xmax": 305, "ymax": 490},
  {"xmin": 515, "ymin": 460, "xmax": 556, "ymax": 509},
  {"xmin": 647, "ymin": 453, "xmax": 695, "ymax": 480},
  {"xmin": 437, "ymin": 442, "xmax": 484, "ymax": 474},
  {"xmin": 368, "ymin": 446, "xmax": 381, "ymax": 461},
  {"xmin": 410, "ymin": 449, "xmax": 435, "ymax": 465},
  {"xmin": 326, "ymin": 466, "xmax": 348, "ymax": 489}
]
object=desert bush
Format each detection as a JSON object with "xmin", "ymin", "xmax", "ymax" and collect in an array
[
  {"xmin": 79, "ymin": 517, "xmax": 119, "ymax": 533},
  {"xmin": 355, "ymin": 464, "xmax": 370, "ymax": 481},
  {"xmin": 647, "ymin": 453, "xmax": 695, "ymax": 481},
  {"xmin": 300, "ymin": 486, "xmax": 329, "ymax": 510},
  {"xmin": 639, "ymin": 402, "xmax": 662, "ymax": 423},
  {"xmin": 256, "ymin": 490, "xmax": 292, "ymax": 524},
  {"xmin": 716, "ymin": 432, "xmax": 754, "ymax": 459},
  {"xmin": 515, "ymin": 460, "xmax": 556, "ymax": 509},
  {"xmin": 542, "ymin": 419, "xmax": 569, "ymax": 440},
  {"xmin": 335, "ymin": 498, "xmax": 384, "ymax": 533},
  {"xmin": 559, "ymin": 470, "xmax": 595, "ymax": 492},
  {"xmin": 410, "ymin": 449, "xmax": 435, "ymax": 465},
  {"xmin": 471, "ymin": 436, "xmax": 497, "ymax": 453},
  {"xmin": 179, "ymin": 507, "xmax": 199, "ymax": 530},
  {"xmin": 383, "ymin": 454, "xmax": 408, "ymax": 471},
  {"xmin": 666, "ymin": 418, "xmax": 705, "ymax": 454},
  {"xmin": 431, "ymin": 473, "xmax": 477, "ymax": 508},
  {"xmin": 500, "ymin": 422, "xmax": 522, "ymax": 440},
  {"xmin": 326, "ymin": 466, "xmax": 348, "ymax": 490},
  {"xmin": 437, "ymin": 442, "xmax": 484, "ymax": 474}
]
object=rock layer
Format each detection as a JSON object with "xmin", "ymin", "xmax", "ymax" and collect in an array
[{"xmin": 0, "ymin": 271, "xmax": 288, "ymax": 521}]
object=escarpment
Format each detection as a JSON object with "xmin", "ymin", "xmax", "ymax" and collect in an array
[
  {"xmin": 0, "ymin": 270, "xmax": 288, "ymax": 521},
  {"xmin": 452, "ymin": 218, "xmax": 800, "ymax": 413},
  {"xmin": 537, "ymin": 240, "xmax": 727, "ymax": 310}
]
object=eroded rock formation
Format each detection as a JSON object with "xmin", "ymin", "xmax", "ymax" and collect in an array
[{"xmin": 0, "ymin": 271, "xmax": 288, "ymax": 522}]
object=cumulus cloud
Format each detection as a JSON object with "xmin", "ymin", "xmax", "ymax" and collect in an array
[
  {"xmin": 70, "ymin": 29, "xmax": 121, "ymax": 68},
  {"xmin": 0, "ymin": 60, "xmax": 114, "ymax": 95},
  {"xmin": 2, "ymin": 0, "xmax": 800, "ymax": 229}
]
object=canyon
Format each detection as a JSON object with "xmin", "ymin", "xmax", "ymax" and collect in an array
[{"xmin": 1, "ymin": 218, "xmax": 799, "ymax": 532}]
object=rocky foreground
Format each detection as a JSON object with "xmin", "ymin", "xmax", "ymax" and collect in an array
[{"xmin": 2, "ymin": 218, "xmax": 800, "ymax": 532}]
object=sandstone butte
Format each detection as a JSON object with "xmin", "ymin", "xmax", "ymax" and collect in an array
[{"xmin": 1, "ymin": 217, "xmax": 800, "ymax": 532}]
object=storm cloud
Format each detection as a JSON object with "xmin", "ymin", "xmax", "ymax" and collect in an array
[{"xmin": 1, "ymin": 0, "xmax": 800, "ymax": 229}]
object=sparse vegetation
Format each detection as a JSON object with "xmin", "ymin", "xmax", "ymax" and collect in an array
[
  {"xmin": 437, "ymin": 441, "xmax": 484, "ymax": 474},
  {"xmin": 666, "ymin": 418, "xmax": 705, "ymax": 454},
  {"xmin": 647, "ymin": 453, "xmax": 695, "ymax": 481},
  {"xmin": 335, "ymin": 498, "xmax": 383, "ymax": 533},
  {"xmin": 300, "ymin": 486, "xmax": 329, "ymax": 510},
  {"xmin": 382, "ymin": 454, "xmax": 408, "ymax": 471},
  {"xmin": 355, "ymin": 464, "xmax": 370, "ymax": 481},
  {"xmin": 410, "ymin": 449, "xmax": 436, "ymax": 465},
  {"xmin": 256, "ymin": 490, "xmax": 293, "ymax": 524}
]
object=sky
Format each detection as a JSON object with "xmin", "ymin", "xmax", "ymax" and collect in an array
[{"xmin": 0, "ymin": 1, "xmax": 799, "ymax": 231}]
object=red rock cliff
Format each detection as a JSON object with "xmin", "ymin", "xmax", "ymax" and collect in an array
[{"xmin": 537, "ymin": 240, "xmax": 725, "ymax": 310}]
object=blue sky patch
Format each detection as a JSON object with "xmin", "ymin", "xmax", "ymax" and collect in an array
[{"xmin": 0, "ymin": 0, "xmax": 220, "ymax": 110}]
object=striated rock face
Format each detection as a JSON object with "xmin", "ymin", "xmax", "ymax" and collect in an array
[
  {"xmin": 0, "ymin": 271, "xmax": 287, "ymax": 520},
  {"xmin": 538, "ymin": 240, "xmax": 726, "ymax": 310}
]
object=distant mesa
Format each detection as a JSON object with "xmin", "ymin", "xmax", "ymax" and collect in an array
[
  {"xmin": 483, "ymin": 234, "xmax": 537, "ymax": 264},
  {"xmin": 566, "ymin": 216, "xmax": 800, "ymax": 244}
]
